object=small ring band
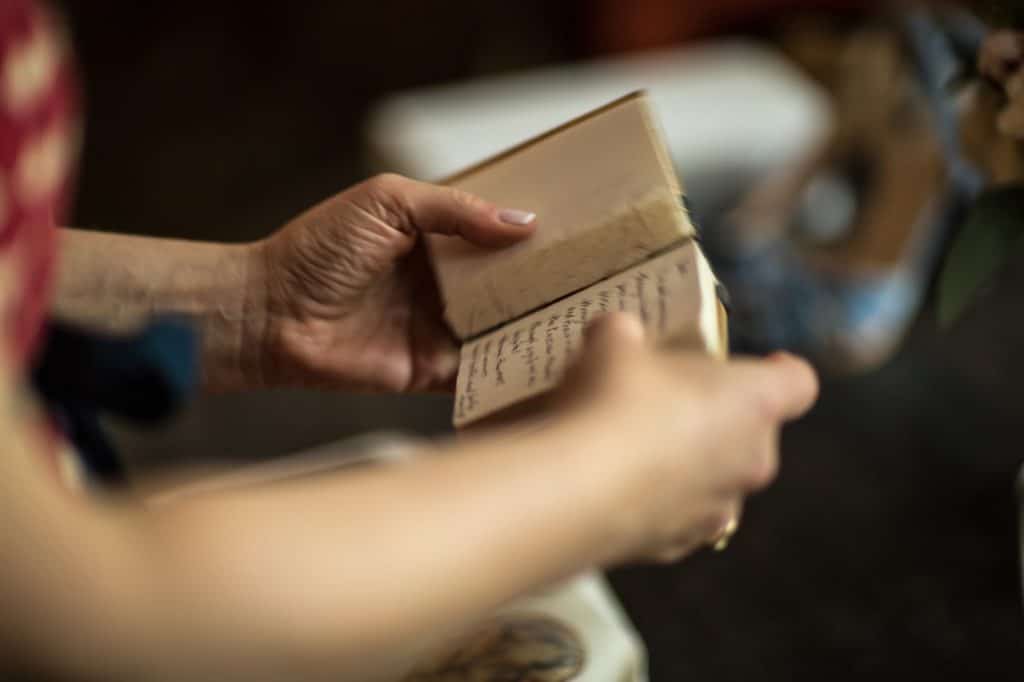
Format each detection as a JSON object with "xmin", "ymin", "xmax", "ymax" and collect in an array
[{"xmin": 711, "ymin": 517, "xmax": 739, "ymax": 552}]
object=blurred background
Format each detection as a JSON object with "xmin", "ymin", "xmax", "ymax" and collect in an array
[{"xmin": 53, "ymin": 1, "xmax": 1023, "ymax": 679}]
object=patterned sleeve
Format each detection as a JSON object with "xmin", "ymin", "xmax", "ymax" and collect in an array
[{"xmin": 0, "ymin": 0, "xmax": 79, "ymax": 369}]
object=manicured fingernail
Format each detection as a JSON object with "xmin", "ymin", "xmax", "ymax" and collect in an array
[{"xmin": 498, "ymin": 208, "xmax": 536, "ymax": 225}]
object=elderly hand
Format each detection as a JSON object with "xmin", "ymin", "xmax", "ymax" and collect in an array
[{"xmin": 252, "ymin": 174, "xmax": 535, "ymax": 392}]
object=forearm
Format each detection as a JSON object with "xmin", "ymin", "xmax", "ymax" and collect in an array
[
  {"xmin": 52, "ymin": 228, "xmax": 268, "ymax": 392},
  {"xmin": 140, "ymin": 421, "xmax": 612, "ymax": 680},
  {"xmin": 4, "ymin": 415, "xmax": 616, "ymax": 681}
]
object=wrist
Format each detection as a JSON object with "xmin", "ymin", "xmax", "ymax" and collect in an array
[
  {"xmin": 198, "ymin": 240, "xmax": 270, "ymax": 393},
  {"xmin": 52, "ymin": 230, "xmax": 274, "ymax": 394},
  {"xmin": 537, "ymin": 409, "xmax": 644, "ymax": 569}
]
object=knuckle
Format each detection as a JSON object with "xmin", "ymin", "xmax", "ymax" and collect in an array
[
  {"xmin": 442, "ymin": 184, "xmax": 480, "ymax": 209},
  {"xmin": 360, "ymin": 174, "xmax": 414, "ymax": 232}
]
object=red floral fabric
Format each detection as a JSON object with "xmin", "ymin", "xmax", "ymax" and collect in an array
[{"xmin": 0, "ymin": 0, "xmax": 78, "ymax": 369}]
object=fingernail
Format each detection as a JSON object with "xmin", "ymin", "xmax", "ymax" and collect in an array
[{"xmin": 498, "ymin": 208, "xmax": 536, "ymax": 225}]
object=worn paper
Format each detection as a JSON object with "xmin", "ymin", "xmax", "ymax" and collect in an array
[{"xmin": 453, "ymin": 240, "xmax": 720, "ymax": 427}]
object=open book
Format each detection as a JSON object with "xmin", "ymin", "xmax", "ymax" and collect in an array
[{"xmin": 427, "ymin": 92, "xmax": 727, "ymax": 427}]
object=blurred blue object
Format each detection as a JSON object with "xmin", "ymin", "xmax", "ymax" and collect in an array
[
  {"xmin": 700, "ymin": 6, "xmax": 987, "ymax": 373},
  {"xmin": 33, "ymin": 316, "xmax": 199, "ymax": 485}
]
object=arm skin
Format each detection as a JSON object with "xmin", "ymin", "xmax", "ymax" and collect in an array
[
  {"xmin": 1, "ymin": 362, "xmax": 620, "ymax": 681},
  {"xmin": 51, "ymin": 175, "xmax": 540, "ymax": 396},
  {"xmin": 30, "ymin": 175, "xmax": 819, "ymax": 679},
  {"xmin": 1, "ymin": 311, "xmax": 817, "ymax": 680},
  {"xmin": 52, "ymin": 228, "xmax": 266, "ymax": 392}
]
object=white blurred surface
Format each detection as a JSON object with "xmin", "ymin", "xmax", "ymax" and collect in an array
[{"xmin": 367, "ymin": 41, "xmax": 831, "ymax": 182}]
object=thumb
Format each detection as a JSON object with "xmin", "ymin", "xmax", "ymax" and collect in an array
[
  {"xmin": 369, "ymin": 174, "xmax": 537, "ymax": 248},
  {"xmin": 581, "ymin": 312, "xmax": 647, "ymax": 363}
]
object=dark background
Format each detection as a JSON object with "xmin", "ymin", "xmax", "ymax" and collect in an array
[{"xmin": 54, "ymin": 2, "xmax": 1023, "ymax": 679}]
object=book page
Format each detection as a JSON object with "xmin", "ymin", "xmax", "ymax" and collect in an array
[{"xmin": 453, "ymin": 240, "xmax": 718, "ymax": 427}]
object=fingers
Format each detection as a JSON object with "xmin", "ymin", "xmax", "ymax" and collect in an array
[
  {"xmin": 764, "ymin": 352, "xmax": 819, "ymax": 420},
  {"xmin": 581, "ymin": 325, "xmax": 817, "ymax": 423},
  {"xmin": 651, "ymin": 541, "xmax": 698, "ymax": 564},
  {"xmin": 366, "ymin": 174, "xmax": 537, "ymax": 248},
  {"xmin": 710, "ymin": 424, "xmax": 778, "ymax": 499},
  {"xmin": 742, "ymin": 429, "xmax": 780, "ymax": 493},
  {"xmin": 570, "ymin": 312, "xmax": 647, "ymax": 385},
  {"xmin": 408, "ymin": 333, "xmax": 460, "ymax": 393},
  {"xmin": 718, "ymin": 355, "xmax": 811, "ymax": 493},
  {"xmin": 731, "ymin": 352, "xmax": 819, "ymax": 422},
  {"xmin": 651, "ymin": 499, "xmax": 743, "ymax": 564},
  {"xmin": 709, "ymin": 499, "xmax": 743, "ymax": 550}
]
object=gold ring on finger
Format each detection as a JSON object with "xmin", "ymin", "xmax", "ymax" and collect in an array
[{"xmin": 711, "ymin": 517, "xmax": 739, "ymax": 552}]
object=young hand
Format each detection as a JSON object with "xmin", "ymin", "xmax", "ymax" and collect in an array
[{"xmin": 555, "ymin": 313, "xmax": 818, "ymax": 565}]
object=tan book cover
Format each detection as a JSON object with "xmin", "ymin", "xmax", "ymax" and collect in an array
[{"xmin": 427, "ymin": 92, "xmax": 727, "ymax": 428}]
